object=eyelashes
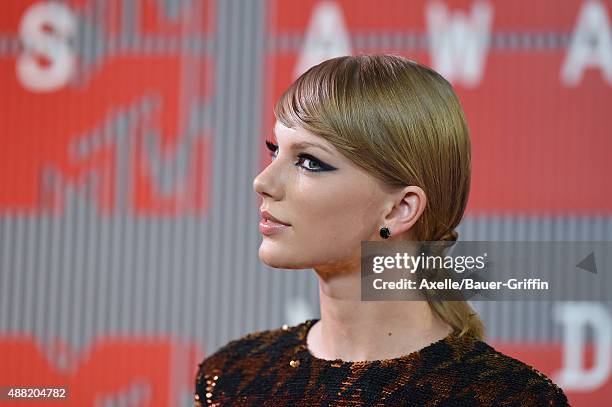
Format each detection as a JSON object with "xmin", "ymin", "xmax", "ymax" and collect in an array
[
  {"xmin": 265, "ymin": 140, "xmax": 278, "ymax": 155},
  {"xmin": 264, "ymin": 140, "xmax": 336, "ymax": 172}
]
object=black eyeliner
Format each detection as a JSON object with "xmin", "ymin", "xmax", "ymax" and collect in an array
[
  {"xmin": 296, "ymin": 153, "xmax": 337, "ymax": 171},
  {"xmin": 263, "ymin": 140, "xmax": 337, "ymax": 172}
]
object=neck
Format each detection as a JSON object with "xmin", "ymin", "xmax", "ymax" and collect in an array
[{"xmin": 308, "ymin": 269, "xmax": 452, "ymax": 362}]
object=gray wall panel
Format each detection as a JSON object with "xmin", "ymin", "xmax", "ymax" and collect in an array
[{"xmin": 1, "ymin": 1, "xmax": 610, "ymax": 404}]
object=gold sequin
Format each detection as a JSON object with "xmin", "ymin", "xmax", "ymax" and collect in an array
[
  {"xmin": 194, "ymin": 320, "xmax": 569, "ymax": 405},
  {"xmin": 281, "ymin": 324, "xmax": 289, "ymax": 331},
  {"xmin": 194, "ymin": 394, "xmax": 200, "ymax": 400},
  {"xmin": 202, "ymin": 372, "xmax": 220, "ymax": 405}
]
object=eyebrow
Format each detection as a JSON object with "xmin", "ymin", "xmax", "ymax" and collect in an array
[
  {"xmin": 271, "ymin": 140, "xmax": 333, "ymax": 155},
  {"xmin": 293, "ymin": 141, "xmax": 334, "ymax": 154}
]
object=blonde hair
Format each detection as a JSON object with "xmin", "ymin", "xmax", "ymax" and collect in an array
[{"xmin": 274, "ymin": 54, "xmax": 484, "ymax": 340}]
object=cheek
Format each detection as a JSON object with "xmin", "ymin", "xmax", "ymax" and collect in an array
[{"xmin": 290, "ymin": 179, "xmax": 379, "ymax": 244}]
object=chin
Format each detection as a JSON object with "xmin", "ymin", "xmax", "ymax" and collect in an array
[
  {"xmin": 258, "ymin": 244, "xmax": 310, "ymax": 270},
  {"xmin": 258, "ymin": 244, "xmax": 287, "ymax": 268}
]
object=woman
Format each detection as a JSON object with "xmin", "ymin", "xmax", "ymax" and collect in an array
[{"xmin": 195, "ymin": 55, "xmax": 569, "ymax": 406}]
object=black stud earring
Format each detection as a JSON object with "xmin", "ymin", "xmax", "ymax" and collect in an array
[{"xmin": 380, "ymin": 226, "xmax": 391, "ymax": 239}]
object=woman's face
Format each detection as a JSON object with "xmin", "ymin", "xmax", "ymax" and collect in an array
[{"xmin": 253, "ymin": 121, "xmax": 393, "ymax": 272}]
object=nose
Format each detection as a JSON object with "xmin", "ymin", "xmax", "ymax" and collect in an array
[{"xmin": 253, "ymin": 157, "xmax": 284, "ymax": 200}]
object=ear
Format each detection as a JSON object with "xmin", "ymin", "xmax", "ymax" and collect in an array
[{"xmin": 383, "ymin": 186, "xmax": 427, "ymax": 238}]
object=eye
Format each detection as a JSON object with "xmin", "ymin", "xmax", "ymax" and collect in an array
[
  {"xmin": 296, "ymin": 154, "xmax": 324, "ymax": 171},
  {"xmin": 264, "ymin": 140, "xmax": 337, "ymax": 173}
]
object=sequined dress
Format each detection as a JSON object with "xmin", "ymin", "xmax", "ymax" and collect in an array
[{"xmin": 195, "ymin": 319, "xmax": 569, "ymax": 406}]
